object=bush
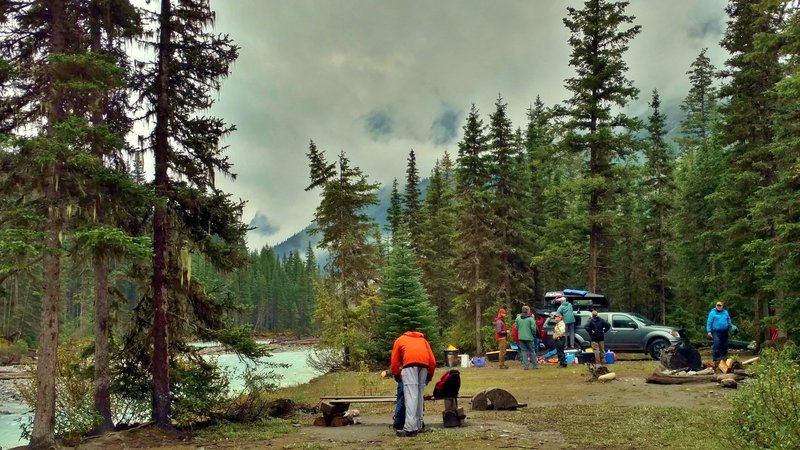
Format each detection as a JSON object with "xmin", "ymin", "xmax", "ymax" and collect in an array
[
  {"xmin": 0, "ymin": 338, "xmax": 28, "ymax": 365},
  {"xmin": 17, "ymin": 340, "xmax": 101, "ymax": 445},
  {"xmin": 726, "ymin": 344, "xmax": 800, "ymax": 449}
]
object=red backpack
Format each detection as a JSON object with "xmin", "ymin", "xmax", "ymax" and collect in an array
[{"xmin": 433, "ymin": 369, "xmax": 461, "ymax": 399}]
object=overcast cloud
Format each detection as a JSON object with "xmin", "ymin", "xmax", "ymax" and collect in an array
[{"xmin": 204, "ymin": 0, "xmax": 729, "ymax": 249}]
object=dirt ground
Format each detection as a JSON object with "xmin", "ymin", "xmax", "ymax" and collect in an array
[{"xmin": 52, "ymin": 354, "xmax": 745, "ymax": 450}]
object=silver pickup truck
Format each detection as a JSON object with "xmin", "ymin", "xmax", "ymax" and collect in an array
[{"xmin": 542, "ymin": 310, "xmax": 682, "ymax": 359}]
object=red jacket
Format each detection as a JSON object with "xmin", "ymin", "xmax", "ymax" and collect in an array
[
  {"xmin": 390, "ymin": 331, "xmax": 436, "ymax": 379},
  {"xmin": 494, "ymin": 316, "xmax": 508, "ymax": 340}
]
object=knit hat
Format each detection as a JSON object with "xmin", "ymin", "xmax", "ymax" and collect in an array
[{"xmin": 498, "ymin": 308, "xmax": 506, "ymax": 315}]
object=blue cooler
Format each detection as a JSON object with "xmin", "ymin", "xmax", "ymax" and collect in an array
[{"xmin": 605, "ymin": 351, "xmax": 615, "ymax": 364}]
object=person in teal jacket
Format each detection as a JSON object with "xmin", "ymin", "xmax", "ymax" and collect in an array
[
  {"xmin": 706, "ymin": 301, "xmax": 732, "ymax": 365},
  {"xmin": 514, "ymin": 306, "xmax": 538, "ymax": 370},
  {"xmin": 555, "ymin": 297, "xmax": 576, "ymax": 349}
]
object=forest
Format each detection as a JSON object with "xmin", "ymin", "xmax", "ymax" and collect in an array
[{"xmin": 1, "ymin": 0, "xmax": 799, "ymax": 448}]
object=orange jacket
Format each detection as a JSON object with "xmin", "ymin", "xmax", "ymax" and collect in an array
[{"xmin": 390, "ymin": 331, "xmax": 436, "ymax": 379}]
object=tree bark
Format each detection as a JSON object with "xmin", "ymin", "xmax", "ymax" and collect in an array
[
  {"xmin": 89, "ymin": 0, "xmax": 114, "ymax": 433},
  {"xmin": 151, "ymin": 0, "xmax": 172, "ymax": 428},
  {"xmin": 30, "ymin": 1, "xmax": 65, "ymax": 448}
]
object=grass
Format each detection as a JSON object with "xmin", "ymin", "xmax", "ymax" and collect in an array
[
  {"xmin": 193, "ymin": 417, "xmax": 297, "ymax": 443},
  {"xmin": 98, "ymin": 354, "xmax": 737, "ymax": 449}
]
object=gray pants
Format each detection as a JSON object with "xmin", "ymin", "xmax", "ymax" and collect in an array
[
  {"xmin": 401, "ymin": 366, "xmax": 428, "ymax": 433},
  {"xmin": 566, "ymin": 323, "xmax": 576, "ymax": 348}
]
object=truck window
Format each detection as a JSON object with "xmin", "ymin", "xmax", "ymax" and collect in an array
[{"xmin": 612, "ymin": 314, "xmax": 636, "ymax": 329}]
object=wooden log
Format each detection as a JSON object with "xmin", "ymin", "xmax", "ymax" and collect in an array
[
  {"xmin": 320, "ymin": 401, "xmax": 349, "ymax": 416},
  {"xmin": 720, "ymin": 378, "xmax": 738, "ymax": 389},
  {"xmin": 741, "ymin": 357, "xmax": 759, "ymax": 365},
  {"xmin": 0, "ymin": 371, "xmax": 30, "ymax": 380},
  {"xmin": 329, "ymin": 415, "xmax": 354, "ymax": 427},
  {"xmin": 597, "ymin": 372, "xmax": 616, "ymax": 382},
  {"xmin": 312, "ymin": 416, "xmax": 328, "ymax": 427}
]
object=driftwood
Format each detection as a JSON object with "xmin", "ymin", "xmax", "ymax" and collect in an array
[
  {"xmin": 471, "ymin": 388, "xmax": 525, "ymax": 410},
  {"xmin": 0, "ymin": 371, "xmax": 30, "ymax": 380},
  {"xmin": 645, "ymin": 372, "xmax": 746, "ymax": 385},
  {"xmin": 597, "ymin": 372, "xmax": 616, "ymax": 382},
  {"xmin": 741, "ymin": 357, "xmax": 759, "ymax": 365}
]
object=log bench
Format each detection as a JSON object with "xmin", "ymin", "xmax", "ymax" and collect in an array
[{"xmin": 316, "ymin": 395, "xmax": 468, "ymax": 427}]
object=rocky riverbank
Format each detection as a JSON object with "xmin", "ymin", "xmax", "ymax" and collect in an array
[{"xmin": 0, "ymin": 365, "xmax": 27, "ymax": 404}]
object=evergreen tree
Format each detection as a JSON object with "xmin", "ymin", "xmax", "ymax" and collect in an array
[
  {"xmin": 135, "ymin": 0, "xmax": 244, "ymax": 426},
  {"xmin": 712, "ymin": 0, "xmax": 784, "ymax": 343},
  {"xmin": 561, "ymin": 0, "xmax": 642, "ymax": 292},
  {"xmin": 671, "ymin": 50, "xmax": 724, "ymax": 323},
  {"xmin": 376, "ymin": 226, "xmax": 440, "ymax": 359},
  {"xmin": 306, "ymin": 147, "xmax": 381, "ymax": 366},
  {"xmin": 453, "ymin": 104, "xmax": 494, "ymax": 354},
  {"xmin": 643, "ymin": 90, "xmax": 674, "ymax": 324},
  {"xmin": 404, "ymin": 149, "xmax": 421, "ymax": 249},
  {"xmin": 487, "ymin": 94, "xmax": 529, "ymax": 312},
  {"xmin": 418, "ymin": 153, "xmax": 458, "ymax": 334},
  {"xmin": 386, "ymin": 178, "xmax": 403, "ymax": 236}
]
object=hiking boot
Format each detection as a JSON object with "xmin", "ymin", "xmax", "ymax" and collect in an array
[
  {"xmin": 559, "ymin": 363, "xmax": 568, "ymax": 368},
  {"xmin": 396, "ymin": 430, "xmax": 418, "ymax": 437},
  {"xmin": 523, "ymin": 366, "xmax": 528, "ymax": 370}
]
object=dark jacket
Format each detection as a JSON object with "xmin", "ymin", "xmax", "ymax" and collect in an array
[{"xmin": 584, "ymin": 316, "xmax": 610, "ymax": 342}]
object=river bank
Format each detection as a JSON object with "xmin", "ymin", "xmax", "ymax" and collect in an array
[{"xmin": 0, "ymin": 346, "xmax": 322, "ymax": 450}]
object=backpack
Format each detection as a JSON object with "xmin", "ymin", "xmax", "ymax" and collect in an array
[
  {"xmin": 511, "ymin": 322, "xmax": 519, "ymax": 342},
  {"xmin": 433, "ymin": 369, "xmax": 461, "ymax": 399}
]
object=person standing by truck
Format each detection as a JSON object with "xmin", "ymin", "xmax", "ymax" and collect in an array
[
  {"xmin": 706, "ymin": 301, "xmax": 732, "ymax": 367},
  {"xmin": 494, "ymin": 308, "xmax": 509, "ymax": 369},
  {"xmin": 555, "ymin": 297, "xmax": 576, "ymax": 349},
  {"xmin": 552, "ymin": 313, "xmax": 568, "ymax": 367},
  {"xmin": 515, "ymin": 306, "xmax": 538, "ymax": 370},
  {"xmin": 584, "ymin": 309, "xmax": 610, "ymax": 365}
]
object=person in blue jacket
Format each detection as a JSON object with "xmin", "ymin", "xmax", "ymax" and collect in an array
[{"xmin": 706, "ymin": 301, "xmax": 732, "ymax": 366}]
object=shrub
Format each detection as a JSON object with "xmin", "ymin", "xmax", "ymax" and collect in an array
[
  {"xmin": 17, "ymin": 339, "xmax": 101, "ymax": 445},
  {"xmin": 0, "ymin": 338, "xmax": 28, "ymax": 365},
  {"xmin": 726, "ymin": 344, "xmax": 800, "ymax": 450}
]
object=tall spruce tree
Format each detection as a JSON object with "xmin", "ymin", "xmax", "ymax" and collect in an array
[
  {"xmin": 713, "ymin": 0, "xmax": 784, "ymax": 343},
  {"xmin": 306, "ymin": 147, "xmax": 381, "ymax": 366},
  {"xmin": 136, "ymin": 0, "xmax": 243, "ymax": 426},
  {"xmin": 418, "ymin": 153, "xmax": 458, "ymax": 334},
  {"xmin": 386, "ymin": 178, "xmax": 403, "ymax": 236},
  {"xmin": 561, "ymin": 0, "xmax": 642, "ymax": 292},
  {"xmin": 404, "ymin": 149, "xmax": 421, "ymax": 249},
  {"xmin": 453, "ymin": 104, "xmax": 494, "ymax": 354},
  {"xmin": 643, "ymin": 90, "xmax": 673, "ymax": 324},
  {"xmin": 376, "ymin": 226, "xmax": 440, "ymax": 359},
  {"xmin": 487, "ymin": 94, "xmax": 529, "ymax": 312},
  {"xmin": 671, "ymin": 50, "xmax": 724, "ymax": 322}
]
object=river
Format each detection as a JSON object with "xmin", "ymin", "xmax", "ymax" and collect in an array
[{"xmin": 0, "ymin": 348, "xmax": 322, "ymax": 450}]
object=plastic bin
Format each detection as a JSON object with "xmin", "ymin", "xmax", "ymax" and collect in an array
[
  {"xmin": 444, "ymin": 350, "xmax": 460, "ymax": 367},
  {"xmin": 565, "ymin": 349, "xmax": 578, "ymax": 364},
  {"xmin": 459, "ymin": 354, "xmax": 470, "ymax": 368},
  {"xmin": 471, "ymin": 356, "xmax": 486, "ymax": 367}
]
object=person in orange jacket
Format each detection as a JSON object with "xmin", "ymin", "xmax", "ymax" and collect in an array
[{"xmin": 390, "ymin": 330, "xmax": 436, "ymax": 437}]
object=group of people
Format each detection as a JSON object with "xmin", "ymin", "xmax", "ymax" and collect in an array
[
  {"xmin": 388, "ymin": 300, "xmax": 736, "ymax": 438},
  {"xmin": 493, "ymin": 298, "xmax": 612, "ymax": 369}
]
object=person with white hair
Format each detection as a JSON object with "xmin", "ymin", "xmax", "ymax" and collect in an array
[{"xmin": 555, "ymin": 297, "xmax": 577, "ymax": 349}]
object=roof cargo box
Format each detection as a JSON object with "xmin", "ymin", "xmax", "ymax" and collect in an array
[{"xmin": 543, "ymin": 289, "xmax": 609, "ymax": 311}]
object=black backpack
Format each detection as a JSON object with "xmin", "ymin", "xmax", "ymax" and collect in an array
[{"xmin": 433, "ymin": 369, "xmax": 461, "ymax": 399}]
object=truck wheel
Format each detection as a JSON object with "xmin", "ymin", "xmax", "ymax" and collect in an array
[{"xmin": 648, "ymin": 338, "xmax": 669, "ymax": 360}]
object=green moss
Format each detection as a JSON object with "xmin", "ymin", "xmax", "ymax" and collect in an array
[{"xmin": 194, "ymin": 418, "xmax": 296, "ymax": 443}]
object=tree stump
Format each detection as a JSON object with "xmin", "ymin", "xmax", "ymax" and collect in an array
[{"xmin": 471, "ymin": 388, "xmax": 520, "ymax": 411}]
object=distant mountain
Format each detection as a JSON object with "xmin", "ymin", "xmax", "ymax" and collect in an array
[{"xmin": 272, "ymin": 178, "xmax": 429, "ymax": 260}]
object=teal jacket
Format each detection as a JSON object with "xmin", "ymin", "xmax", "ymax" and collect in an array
[
  {"xmin": 706, "ymin": 308, "xmax": 731, "ymax": 333},
  {"xmin": 556, "ymin": 302, "xmax": 575, "ymax": 324},
  {"xmin": 515, "ymin": 314, "xmax": 537, "ymax": 341}
]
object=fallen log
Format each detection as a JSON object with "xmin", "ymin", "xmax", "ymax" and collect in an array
[
  {"xmin": 0, "ymin": 371, "xmax": 30, "ymax": 380},
  {"xmin": 645, "ymin": 371, "xmax": 745, "ymax": 385}
]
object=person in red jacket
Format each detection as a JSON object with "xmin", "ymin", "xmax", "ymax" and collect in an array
[
  {"xmin": 494, "ymin": 308, "xmax": 509, "ymax": 369},
  {"xmin": 390, "ymin": 330, "xmax": 436, "ymax": 437}
]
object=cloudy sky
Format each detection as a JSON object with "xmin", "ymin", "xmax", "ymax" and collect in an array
[{"xmin": 204, "ymin": 0, "xmax": 730, "ymax": 249}]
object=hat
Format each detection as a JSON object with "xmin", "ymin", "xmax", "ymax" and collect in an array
[
  {"xmin": 498, "ymin": 308, "xmax": 507, "ymax": 315},
  {"xmin": 557, "ymin": 296, "xmax": 567, "ymax": 302},
  {"xmin": 554, "ymin": 312, "xmax": 563, "ymax": 318}
]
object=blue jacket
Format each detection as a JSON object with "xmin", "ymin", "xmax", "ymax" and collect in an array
[{"xmin": 706, "ymin": 308, "xmax": 731, "ymax": 333}]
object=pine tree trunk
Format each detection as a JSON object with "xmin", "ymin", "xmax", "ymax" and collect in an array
[
  {"xmin": 474, "ymin": 262, "xmax": 483, "ymax": 355},
  {"xmin": 151, "ymin": 0, "xmax": 172, "ymax": 428},
  {"xmin": 93, "ymin": 252, "xmax": 114, "ymax": 433},
  {"xmin": 30, "ymin": 1, "xmax": 65, "ymax": 447},
  {"xmin": 89, "ymin": 2, "xmax": 114, "ymax": 433}
]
